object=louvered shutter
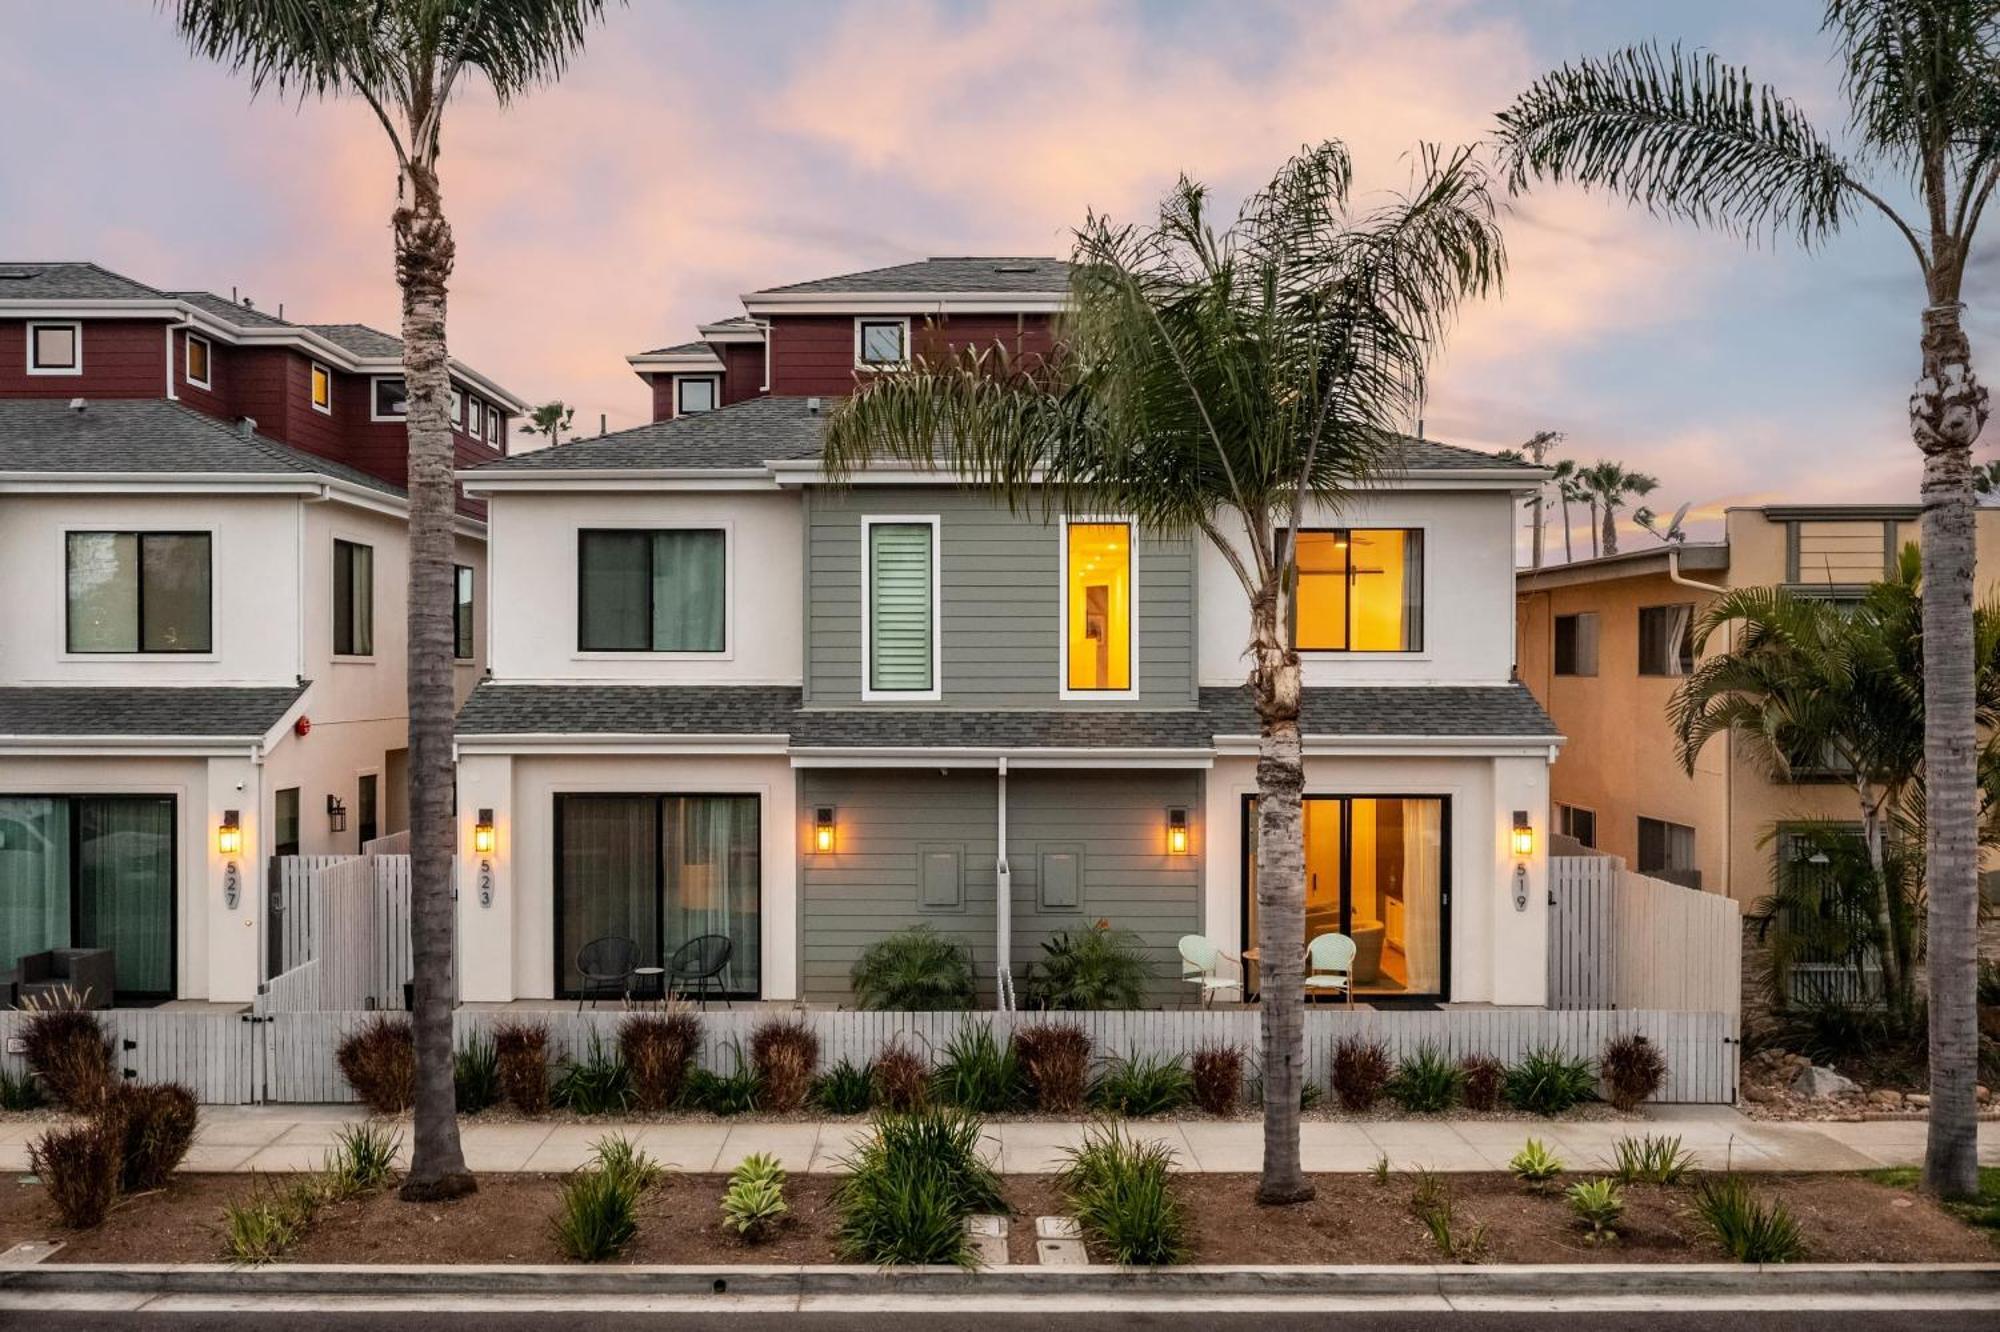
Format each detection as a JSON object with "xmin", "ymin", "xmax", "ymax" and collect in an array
[{"xmin": 869, "ymin": 522, "xmax": 934, "ymax": 692}]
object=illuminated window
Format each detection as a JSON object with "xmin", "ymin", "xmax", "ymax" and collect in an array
[
  {"xmin": 309, "ymin": 361, "xmax": 332, "ymax": 414},
  {"xmin": 185, "ymin": 334, "xmax": 211, "ymax": 388},
  {"xmin": 1290, "ymin": 529, "xmax": 1423, "ymax": 653},
  {"xmin": 1064, "ymin": 520, "xmax": 1133, "ymax": 693}
]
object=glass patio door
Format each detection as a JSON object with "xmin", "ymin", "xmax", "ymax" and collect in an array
[{"xmin": 0, "ymin": 794, "xmax": 176, "ymax": 1001}]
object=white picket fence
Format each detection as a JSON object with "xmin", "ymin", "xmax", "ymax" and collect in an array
[
  {"xmin": 1547, "ymin": 855, "xmax": 1741, "ymax": 1016},
  {"xmin": 258, "ymin": 854, "xmax": 415, "ymax": 1013},
  {"xmin": 0, "ymin": 1009, "xmax": 259, "ymax": 1105}
]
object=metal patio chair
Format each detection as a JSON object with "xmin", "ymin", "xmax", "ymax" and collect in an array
[
  {"xmin": 668, "ymin": 933, "xmax": 734, "ymax": 1009},
  {"xmin": 574, "ymin": 935, "xmax": 640, "ymax": 1011},
  {"xmin": 1177, "ymin": 934, "xmax": 1242, "ymax": 1008},
  {"xmin": 1303, "ymin": 932, "xmax": 1358, "ymax": 1007}
]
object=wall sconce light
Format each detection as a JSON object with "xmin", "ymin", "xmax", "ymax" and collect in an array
[
  {"xmin": 219, "ymin": 809, "xmax": 242, "ymax": 909},
  {"xmin": 1511, "ymin": 810, "xmax": 1535, "ymax": 859},
  {"xmin": 1167, "ymin": 807, "xmax": 1190, "ymax": 856},
  {"xmin": 327, "ymin": 794, "xmax": 347, "ymax": 834},
  {"xmin": 473, "ymin": 808, "xmax": 496, "ymax": 856},
  {"xmin": 814, "ymin": 806, "xmax": 837, "ymax": 854}
]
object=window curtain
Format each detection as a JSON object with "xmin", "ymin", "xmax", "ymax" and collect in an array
[
  {"xmin": 664, "ymin": 795, "xmax": 760, "ymax": 993},
  {"xmin": 1399, "ymin": 799, "xmax": 1443, "ymax": 994},
  {"xmin": 869, "ymin": 522, "xmax": 934, "ymax": 691},
  {"xmin": 650, "ymin": 530, "xmax": 725, "ymax": 652},
  {"xmin": 1400, "ymin": 531, "xmax": 1425, "ymax": 652},
  {"xmin": 579, "ymin": 532, "xmax": 651, "ymax": 650},
  {"xmin": 66, "ymin": 533, "xmax": 139, "ymax": 651},
  {"xmin": 1665, "ymin": 602, "xmax": 1692, "ymax": 677},
  {"xmin": 141, "ymin": 534, "xmax": 212, "ymax": 652},
  {"xmin": 557, "ymin": 796, "xmax": 660, "ymax": 992},
  {"xmin": 75, "ymin": 797, "xmax": 174, "ymax": 998},
  {"xmin": 0, "ymin": 798, "xmax": 71, "ymax": 970}
]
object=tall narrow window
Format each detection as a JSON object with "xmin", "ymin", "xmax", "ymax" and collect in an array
[
  {"xmin": 27, "ymin": 321, "xmax": 80, "ymax": 374},
  {"xmin": 184, "ymin": 334, "xmax": 211, "ymax": 389},
  {"xmin": 1064, "ymin": 520, "xmax": 1133, "ymax": 693},
  {"xmin": 1290, "ymin": 529, "xmax": 1423, "ymax": 652},
  {"xmin": 333, "ymin": 539, "xmax": 374, "ymax": 656},
  {"xmin": 274, "ymin": 787, "xmax": 301, "ymax": 858},
  {"xmin": 357, "ymin": 774, "xmax": 378, "ymax": 846},
  {"xmin": 578, "ymin": 529, "xmax": 726, "ymax": 652},
  {"xmin": 1554, "ymin": 612, "xmax": 1599, "ymax": 677},
  {"xmin": 866, "ymin": 519, "xmax": 937, "ymax": 696},
  {"xmin": 309, "ymin": 362, "xmax": 333, "ymax": 414},
  {"xmin": 65, "ymin": 531, "xmax": 213, "ymax": 653},
  {"xmin": 1638, "ymin": 604, "xmax": 1694, "ymax": 677},
  {"xmin": 454, "ymin": 564, "xmax": 475, "ymax": 660}
]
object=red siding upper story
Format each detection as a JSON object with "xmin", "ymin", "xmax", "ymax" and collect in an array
[
  {"xmin": 767, "ymin": 313, "xmax": 1056, "ymax": 397},
  {"xmin": 0, "ymin": 318, "xmax": 165, "ymax": 398},
  {"xmin": 721, "ymin": 343, "xmax": 765, "ymax": 404}
]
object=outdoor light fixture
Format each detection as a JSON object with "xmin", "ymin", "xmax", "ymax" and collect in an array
[
  {"xmin": 1511, "ymin": 810, "xmax": 1533, "ymax": 913},
  {"xmin": 326, "ymin": 794, "xmax": 347, "ymax": 833},
  {"xmin": 1167, "ymin": 807, "xmax": 1190, "ymax": 855},
  {"xmin": 219, "ymin": 809, "xmax": 242, "ymax": 909},
  {"xmin": 473, "ymin": 809, "xmax": 496, "ymax": 856},
  {"xmin": 814, "ymin": 806, "xmax": 837, "ymax": 854}
]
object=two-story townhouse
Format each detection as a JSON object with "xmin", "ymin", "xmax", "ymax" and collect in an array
[
  {"xmin": 0, "ymin": 262, "xmax": 527, "ymax": 1005},
  {"xmin": 454, "ymin": 258, "xmax": 1559, "ymax": 1009}
]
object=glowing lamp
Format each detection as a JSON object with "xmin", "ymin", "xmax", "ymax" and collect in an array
[
  {"xmin": 1167, "ymin": 807, "xmax": 1190, "ymax": 856},
  {"xmin": 1511, "ymin": 811, "xmax": 1535, "ymax": 859},
  {"xmin": 473, "ymin": 808, "xmax": 496, "ymax": 856},
  {"xmin": 814, "ymin": 806, "xmax": 837, "ymax": 854},
  {"xmin": 216, "ymin": 809, "xmax": 242, "ymax": 857}
]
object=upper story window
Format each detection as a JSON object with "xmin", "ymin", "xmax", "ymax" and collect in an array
[
  {"xmin": 1554, "ymin": 611, "xmax": 1599, "ymax": 677},
  {"xmin": 450, "ymin": 386, "xmax": 465, "ymax": 430},
  {"xmin": 309, "ymin": 361, "xmax": 333, "ymax": 414},
  {"xmin": 65, "ymin": 531, "xmax": 212, "ymax": 654},
  {"xmin": 677, "ymin": 376, "xmax": 718, "ymax": 416},
  {"xmin": 577, "ymin": 528, "xmax": 726, "ymax": 653},
  {"xmin": 484, "ymin": 406, "xmax": 501, "ymax": 446},
  {"xmin": 184, "ymin": 334, "xmax": 212, "ymax": 389},
  {"xmin": 1290, "ymin": 529, "xmax": 1424, "ymax": 653},
  {"xmin": 856, "ymin": 318, "xmax": 909, "ymax": 369},
  {"xmin": 333, "ymin": 539, "xmax": 375, "ymax": 657},
  {"xmin": 1063, "ymin": 519, "xmax": 1134, "ymax": 696},
  {"xmin": 454, "ymin": 564, "xmax": 475, "ymax": 660},
  {"xmin": 27, "ymin": 321, "xmax": 81, "ymax": 375},
  {"xmin": 468, "ymin": 398, "xmax": 484, "ymax": 439},
  {"xmin": 865, "ymin": 517, "xmax": 939, "ymax": 699},
  {"xmin": 1637, "ymin": 815, "xmax": 1699, "ymax": 887},
  {"xmin": 1638, "ymin": 603, "xmax": 1694, "ymax": 677},
  {"xmin": 1786, "ymin": 519, "xmax": 1895, "ymax": 587},
  {"xmin": 372, "ymin": 377, "xmax": 409, "ymax": 420}
]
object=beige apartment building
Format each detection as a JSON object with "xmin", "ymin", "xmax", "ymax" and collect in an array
[{"xmin": 1516, "ymin": 504, "xmax": 2000, "ymax": 904}]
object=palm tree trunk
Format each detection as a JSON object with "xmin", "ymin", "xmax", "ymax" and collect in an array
[
  {"xmin": 1914, "ymin": 299, "xmax": 1986, "ymax": 1202},
  {"xmin": 1530, "ymin": 488, "xmax": 1546, "ymax": 568},
  {"xmin": 1249, "ymin": 582, "xmax": 1312, "ymax": 1205},
  {"xmin": 393, "ymin": 157, "xmax": 474, "ymax": 1202},
  {"xmin": 1561, "ymin": 496, "xmax": 1573, "ymax": 562},
  {"xmin": 1601, "ymin": 501, "xmax": 1618, "ymax": 557},
  {"xmin": 1855, "ymin": 784, "xmax": 1905, "ymax": 1011},
  {"xmin": 1587, "ymin": 500, "xmax": 1600, "ymax": 558}
]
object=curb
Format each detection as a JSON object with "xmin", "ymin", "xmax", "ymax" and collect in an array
[{"xmin": 4, "ymin": 1261, "xmax": 1998, "ymax": 1299}]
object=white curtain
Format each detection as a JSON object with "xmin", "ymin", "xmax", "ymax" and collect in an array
[
  {"xmin": 0, "ymin": 798, "xmax": 71, "ymax": 968},
  {"xmin": 665, "ymin": 795, "xmax": 760, "ymax": 992},
  {"xmin": 1665, "ymin": 602, "xmax": 1693, "ymax": 677},
  {"xmin": 1400, "ymin": 799, "xmax": 1444, "ymax": 994}
]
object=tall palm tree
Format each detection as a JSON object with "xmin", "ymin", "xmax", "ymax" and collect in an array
[
  {"xmin": 1551, "ymin": 457, "xmax": 1585, "ymax": 562},
  {"xmin": 1497, "ymin": 1, "xmax": 1996, "ymax": 1198},
  {"xmin": 1577, "ymin": 460, "xmax": 1659, "ymax": 557},
  {"xmin": 822, "ymin": 142, "xmax": 1503, "ymax": 1204},
  {"xmin": 172, "ymin": 0, "xmax": 615, "ymax": 1202},
  {"xmin": 1521, "ymin": 429, "xmax": 1566, "ymax": 567}
]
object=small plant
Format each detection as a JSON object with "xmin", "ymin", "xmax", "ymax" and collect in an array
[
  {"xmin": 1459, "ymin": 1054, "xmax": 1506, "ymax": 1113},
  {"xmin": 19, "ymin": 1004, "xmax": 115, "ymax": 1112},
  {"xmin": 1611, "ymin": 1134, "xmax": 1696, "ymax": 1186},
  {"xmin": 1331, "ymin": 1036, "xmax": 1393, "ymax": 1112},
  {"xmin": 493, "ymin": 1020, "xmax": 551, "ymax": 1115},
  {"xmin": 1600, "ymin": 1034, "xmax": 1668, "ymax": 1111},
  {"xmin": 1190, "ymin": 1044, "xmax": 1244, "ymax": 1115},
  {"xmin": 1020, "ymin": 921, "xmax": 1151, "ymax": 1010},
  {"xmin": 1505, "ymin": 1046, "xmax": 1597, "ymax": 1115},
  {"xmin": 1015, "ymin": 1023, "xmax": 1093, "ymax": 1113},
  {"xmin": 1387, "ymin": 1044, "xmax": 1464, "ymax": 1113},
  {"xmin": 322, "ymin": 1122, "xmax": 401, "ymax": 1199},
  {"xmin": 1091, "ymin": 1054, "xmax": 1193, "ymax": 1116},
  {"xmin": 551, "ymin": 1167, "xmax": 640, "ymax": 1262},
  {"xmin": 850, "ymin": 925, "xmax": 977, "ymax": 1011},
  {"xmin": 1566, "ymin": 1177, "xmax": 1624, "ymax": 1244},
  {"xmin": 221, "ymin": 1181, "xmax": 315, "ymax": 1264},
  {"xmin": 589, "ymin": 1133, "xmax": 663, "ymax": 1191},
  {"xmin": 335, "ymin": 1015, "xmax": 416, "ymax": 1114},
  {"xmin": 750, "ymin": 1018, "xmax": 821, "ymax": 1113},
  {"xmin": 111, "ymin": 1082, "xmax": 199, "ymax": 1192},
  {"xmin": 1371, "ymin": 1152, "xmax": 1391, "ymax": 1187},
  {"xmin": 1508, "ymin": 1138, "xmax": 1564, "ymax": 1190},
  {"xmin": 812, "ymin": 1059, "xmax": 874, "ymax": 1114},
  {"xmin": 30, "ymin": 1119, "xmax": 124, "ymax": 1228},
  {"xmin": 1409, "ymin": 1167, "xmax": 1486, "ymax": 1262},
  {"xmin": 720, "ymin": 1152, "xmax": 788, "ymax": 1240},
  {"xmin": 1692, "ymin": 1174, "xmax": 1807, "ymax": 1263},
  {"xmin": 934, "ymin": 1023, "xmax": 1023, "ymax": 1112},
  {"xmin": 835, "ymin": 1108, "xmax": 1004, "ymax": 1267},
  {"xmin": 1056, "ymin": 1124, "xmax": 1188, "ymax": 1266},
  {"xmin": 453, "ymin": 1035, "xmax": 501, "ymax": 1114},
  {"xmin": 553, "ymin": 1035, "xmax": 633, "ymax": 1116},
  {"xmin": 683, "ymin": 1041, "xmax": 761, "ymax": 1116},
  {"xmin": 869, "ymin": 1043, "xmax": 930, "ymax": 1112},
  {"xmin": 1, "ymin": 1065, "xmax": 45, "ymax": 1111},
  {"xmin": 621, "ymin": 1005, "xmax": 702, "ymax": 1112}
]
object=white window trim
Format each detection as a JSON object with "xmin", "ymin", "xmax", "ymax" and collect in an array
[
  {"xmin": 674, "ymin": 374, "xmax": 721, "ymax": 418},
  {"xmin": 853, "ymin": 316, "xmax": 911, "ymax": 372},
  {"xmin": 468, "ymin": 397, "xmax": 484, "ymax": 439},
  {"xmin": 570, "ymin": 518, "xmax": 735, "ymax": 661},
  {"xmin": 55, "ymin": 523, "xmax": 222, "ymax": 663},
  {"xmin": 331, "ymin": 532, "xmax": 376, "ymax": 662},
  {"xmin": 484, "ymin": 405, "xmax": 501, "ymax": 445},
  {"xmin": 453, "ymin": 563, "xmax": 476, "ymax": 662},
  {"xmin": 184, "ymin": 332, "xmax": 212, "ymax": 390},
  {"xmin": 861, "ymin": 514, "xmax": 943, "ymax": 703},
  {"xmin": 1058, "ymin": 513, "xmax": 1141, "ymax": 702},
  {"xmin": 1292, "ymin": 522, "xmax": 1432, "ymax": 662},
  {"xmin": 309, "ymin": 360, "xmax": 334, "ymax": 415},
  {"xmin": 368, "ymin": 374, "xmax": 410, "ymax": 423},
  {"xmin": 26, "ymin": 320, "xmax": 82, "ymax": 376},
  {"xmin": 451, "ymin": 386, "xmax": 466, "ymax": 432}
]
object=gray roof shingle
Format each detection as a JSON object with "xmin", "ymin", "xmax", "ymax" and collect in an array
[
  {"xmin": 639, "ymin": 341, "xmax": 719, "ymax": 357},
  {"xmin": 303, "ymin": 323, "xmax": 404, "ymax": 358},
  {"xmin": 171, "ymin": 290, "xmax": 293, "ymax": 328},
  {"xmin": 754, "ymin": 257, "xmax": 1072, "ymax": 295},
  {"xmin": 0, "ymin": 262, "xmax": 165, "ymax": 301},
  {"xmin": 1200, "ymin": 685, "xmax": 1558, "ymax": 739},
  {"xmin": 0, "ymin": 685, "xmax": 308, "ymax": 740}
]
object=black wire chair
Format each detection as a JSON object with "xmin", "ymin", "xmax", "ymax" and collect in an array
[
  {"xmin": 574, "ymin": 936, "xmax": 640, "ymax": 1012},
  {"xmin": 667, "ymin": 934, "xmax": 734, "ymax": 1009}
]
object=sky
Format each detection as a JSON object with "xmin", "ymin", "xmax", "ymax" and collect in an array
[{"xmin": 3, "ymin": 0, "xmax": 1991, "ymax": 554}]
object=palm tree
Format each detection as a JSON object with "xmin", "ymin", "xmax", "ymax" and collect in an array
[
  {"xmin": 1973, "ymin": 458, "xmax": 2000, "ymax": 496},
  {"xmin": 1577, "ymin": 461, "xmax": 1658, "ymax": 557},
  {"xmin": 172, "ymin": 0, "xmax": 615, "ymax": 1202},
  {"xmin": 1497, "ymin": 2, "xmax": 1995, "ymax": 1197},
  {"xmin": 822, "ymin": 142, "xmax": 1503, "ymax": 1203},
  {"xmin": 1520, "ymin": 430, "xmax": 1566, "ymax": 567},
  {"xmin": 521, "ymin": 400, "xmax": 577, "ymax": 448},
  {"xmin": 1551, "ymin": 457, "xmax": 1585, "ymax": 561}
]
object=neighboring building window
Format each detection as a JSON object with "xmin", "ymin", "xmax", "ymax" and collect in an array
[
  {"xmin": 468, "ymin": 398, "xmax": 484, "ymax": 439},
  {"xmin": 577, "ymin": 529, "xmax": 726, "ymax": 652},
  {"xmin": 309, "ymin": 361, "xmax": 333, "ymax": 414},
  {"xmin": 65, "ymin": 531, "xmax": 213, "ymax": 653},
  {"xmin": 1064, "ymin": 519, "xmax": 1134, "ymax": 693},
  {"xmin": 1554, "ymin": 611, "xmax": 1599, "ymax": 677},
  {"xmin": 865, "ymin": 518, "xmax": 938, "ymax": 697},
  {"xmin": 454, "ymin": 564, "xmax": 474, "ymax": 660},
  {"xmin": 185, "ymin": 333, "xmax": 212, "ymax": 389},
  {"xmin": 677, "ymin": 376, "xmax": 718, "ymax": 416},
  {"xmin": 450, "ymin": 386, "xmax": 465, "ymax": 429},
  {"xmin": 1638, "ymin": 603, "xmax": 1695, "ymax": 677},
  {"xmin": 333, "ymin": 539, "xmax": 375, "ymax": 656},
  {"xmin": 1637, "ymin": 816, "xmax": 1699, "ymax": 886},
  {"xmin": 1558, "ymin": 803, "xmax": 1597, "ymax": 848},
  {"xmin": 27, "ymin": 321, "xmax": 80, "ymax": 375},
  {"xmin": 485, "ymin": 406, "xmax": 501, "ymax": 445},
  {"xmin": 1290, "ymin": 529, "xmax": 1424, "ymax": 652},
  {"xmin": 274, "ymin": 787, "xmax": 301, "ymax": 858},
  {"xmin": 372, "ymin": 377, "xmax": 409, "ymax": 419},
  {"xmin": 856, "ymin": 318, "xmax": 908, "ymax": 368}
]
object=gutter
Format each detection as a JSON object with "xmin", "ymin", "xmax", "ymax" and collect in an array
[{"xmin": 1668, "ymin": 547, "xmax": 1733, "ymax": 897}]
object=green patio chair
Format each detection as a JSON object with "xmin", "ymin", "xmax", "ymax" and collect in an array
[
  {"xmin": 1177, "ymin": 934, "xmax": 1242, "ymax": 1008},
  {"xmin": 1303, "ymin": 932, "xmax": 1357, "ymax": 1006}
]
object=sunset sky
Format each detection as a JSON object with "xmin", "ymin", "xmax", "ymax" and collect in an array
[{"xmin": 5, "ymin": 0, "xmax": 1988, "ymax": 551}]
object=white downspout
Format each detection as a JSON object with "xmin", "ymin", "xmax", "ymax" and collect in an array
[
  {"xmin": 1668, "ymin": 548, "xmax": 1730, "ymax": 895},
  {"xmin": 996, "ymin": 756, "xmax": 1012, "ymax": 1010}
]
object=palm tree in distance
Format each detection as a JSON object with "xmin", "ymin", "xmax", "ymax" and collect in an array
[
  {"xmin": 1551, "ymin": 457, "xmax": 1585, "ymax": 561},
  {"xmin": 1578, "ymin": 460, "xmax": 1659, "ymax": 558}
]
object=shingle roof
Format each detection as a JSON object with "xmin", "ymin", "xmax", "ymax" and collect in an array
[
  {"xmin": 171, "ymin": 290, "xmax": 293, "ymax": 328},
  {"xmin": 754, "ymin": 257, "xmax": 1072, "ymax": 295},
  {"xmin": 454, "ymin": 682, "xmax": 1558, "ymax": 745},
  {"xmin": 639, "ymin": 341, "xmax": 717, "ymax": 357},
  {"xmin": 0, "ymin": 262, "xmax": 165, "ymax": 301},
  {"xmin": 0, "ymin": 685, "xmax": 308, "ymax": 741},
  {"xmin": 0, "ymin": 399, "xmax": 405, "ymax": 498},
  {"xmin": 304, "ymin": 323, "xmax": 404, "ymax": 358}
]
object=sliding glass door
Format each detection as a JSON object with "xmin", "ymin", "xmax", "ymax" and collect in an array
[
  {"xmin": 555, "ymin": 793, "xmax": 761, "ymax": 997},
  {"xmin": 0, "ymin": 794, "xmax": 177, "ymax": 1001}
]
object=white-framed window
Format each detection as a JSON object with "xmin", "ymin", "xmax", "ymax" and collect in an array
[
  {"xmin": 370, "ymin": 376, "xmax": 409, "ymax": 421},
  {"xmin": 333, "ymin": 538, "xmax": 374, "ymax": 657},
  {"xmin": 484, "ymin": 405, "xmax": 501, "ymax": 445},
  {"xmin": 468, "ymin": 398, "xmax": 484, "ymax": 439},
  {"xmin": 577, "ymin": 525, "xmax": 730, "ymax": 655},
  {"xmin": 862, "ymin": 515, "xmax": 941, "ymax": 701},
  {"xmin": 26, "ymin": 321, "xmax": 81, "ymax": 375},
  {"xmin": 450, "ymin": 386, "xmax": 465, "ymax": 430},
  {"xmin": 184, "ymin": 333, "xmax": 212, "ymax": 389},
  {"xmin": 64, "ymin": 530, "xmax": 213, "ymax": 654},
  {"xmin": 454, "ymin": 563, "xmax": 475, "ymax": 660},
  {"xmin": 676, "ymin": 376, "xmax": 719, "ymax": 417},
  {"xmin": 1059, "ymin": 514, "xmax": 1139, "ymax": 700},
  {"xmin": 855, "ymin": 317, "xmax": 910, "ymax": 369},
  {"xmin": 309, "ymin": 361, "xmax": 333, "ymax": 414}
]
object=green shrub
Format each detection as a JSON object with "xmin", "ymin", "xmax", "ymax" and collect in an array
[
  {"xmin": 589, "ymin": 1133, "xmax": 663, "ymax": 1192},
  {"xmin": 1508, "ymin": 1137, "xmax": 1564, "ymax": 1189},
  {"xmin": 453, "ymin": 1035, "xmax": 501, "ymax": 1114},
  {"xmin": 221, "ymin": 1181, "xmax": 316, "ymax": 1265},
  {"xmin": 750, "ymin": 1018, "xmax": 821, "ymax": 1113},
  {"xmin": 1505, "ymin": 1046, "xmax": 1597, "ymax": 1115},
  {"xmin": 850, "ymin": 926, "xmax": 977, "ymax": 1011},
  {"xmin": 683, "ymin": 1042, "xmax": 761, "ymax": 1116},
  {"xmin": 1611, "ymin": 1134, "xmax": 1696, "ymax": 1186},
  {"xmin": 1386, "ymin": 1044, "xmax": 1463, "ymax": 1113},
  {"xmin": 1371, "ymin": 1152, "xmax": 1392, "ymax": 1186},
  {"xmin": 553, "ymin": 1035, "xmax": 632, "ymax": 1116},
  {"xmin": 720, "ymin": 1152, "xmax": 788, "ymax": 1240},
  {"xmin": 1692, "ymin": 1174, "xmax": 1806, "ymax": 1263},
  {"xmin": 869, "ymin": 1044, "xmax": 930, "ymax": 1112},
  {"xmin": 1331, "ymin": 1036, "xmax": 1393, "ymax": 1112},
  {"xmin": 0, "ymin": 1066, "xmax": 44, "ymax": 1111},
  {"xmin": 551, "ymin": 1168, "xmax": 640, "ymax": 1262},
  {"xmin": 835, "ymin": 1108, "xmax": 1003, "ymax": 1267},
  {"xmin": 322, "ymin": 1122, "xmax": 401, "ymax": 1199},
  {"xmin": 28, "ymin": 1119, "xmax": 122, "ymax": 1228},
  {"xmin": 1566, "ymin": 1177, "xmax": 1624, "ymax": 1244},
  {"xmin": 620, "ymin": 1006, "xmax": 701, "ymax": 1112},
  {"xmin": 1459, "ymin": 1054, "xmax": 1506, "ymax": 1112},
  {"xmin": 812, "ymin": 1059, "xmax": 873, "ymax": 1115},
  {"xmin": 1409, "ymin": 1167, "xmax": 1486, "ymax": 1262},
  {"xmin": 933, "ymin": 1024, "xmax": 1023, "ymax": 1112},
  {"xmin": 1091, "ymin": 1054, "xmax": 1192, "ymax": 1116},
  {"xmin": 112, "ymin": 1082, "xmax": 199, "ymax": 1191},
  {"xmin": 1190, "ymin": 1044, "xmax": 1244, "ymax": 1115},
  {"xmin": 20, "ymin": 1006, "xmax": 115, "ymax": 1112},
  {"xmin": 493, "ymin": 1020, "xmax": 550, "ymax": 1115},
  {"xmin": 1015, "ymin": 1023, "xmax": 1093, "ymax": 1113},
  {"xmin": 1020, "ymin": 922, "xmax": 1151, "ymax": 1010},
  {"xmin": 1056, "ymin": 1124, "xmax": 1188, "ymax": 1265},
  {"xmin": 336, "ymin": 1015, "xmax": 416, "ymax": 1115},
  {"xmin": 1600, "ymin": 1035, "xmax": 1666, "ymax": 1111}
]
